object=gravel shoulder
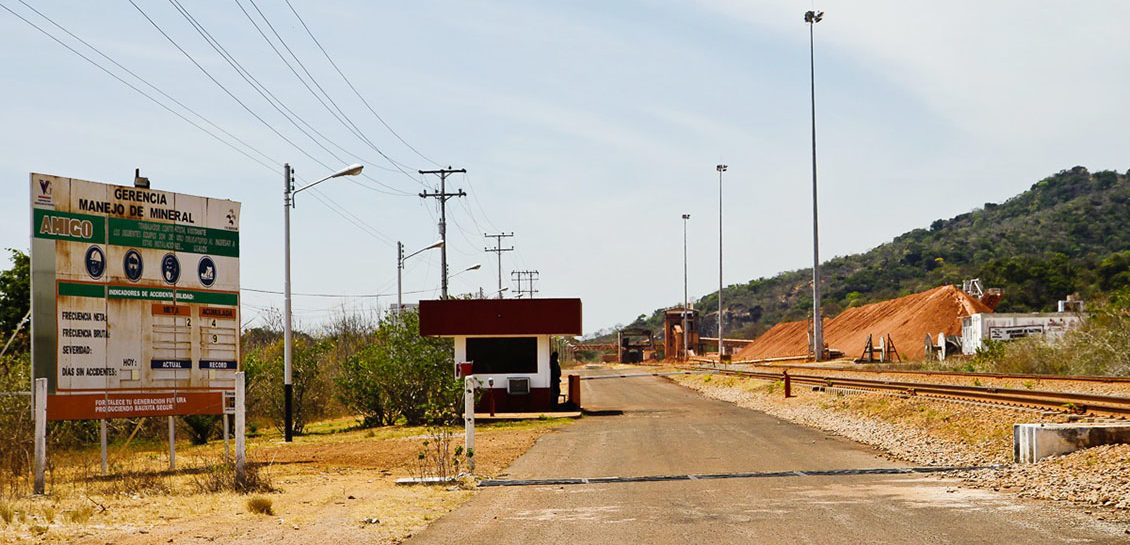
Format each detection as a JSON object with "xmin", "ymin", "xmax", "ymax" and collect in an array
[{"xmin": 670, "ymin": 370, "xmax": 1130, "ymax": 526}]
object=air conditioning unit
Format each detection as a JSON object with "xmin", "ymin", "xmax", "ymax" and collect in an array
[{"xmin": 507, "ymin": 377, "xmax": 530, "ymax": 395}]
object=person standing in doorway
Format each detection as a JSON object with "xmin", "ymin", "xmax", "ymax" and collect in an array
[{"xmin": 550, "ymin": 351, "xmax": 562, "ymax": 407}]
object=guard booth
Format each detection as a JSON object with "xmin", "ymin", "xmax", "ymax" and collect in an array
[{"xmin": 419, "ymin": 298, "xmax": 582, "ymax": 413}]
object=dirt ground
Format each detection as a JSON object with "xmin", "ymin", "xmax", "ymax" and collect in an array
[{"xmin": 0, "ymin": 416, "xmax": 574, "ymax": 545}]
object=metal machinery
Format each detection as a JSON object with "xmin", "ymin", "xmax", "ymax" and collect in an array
[{"xmin": 617, "ymin": 327, "xmax": 656, "ymax": 364}]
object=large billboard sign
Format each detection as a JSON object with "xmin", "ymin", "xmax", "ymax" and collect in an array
[{"xmin": 30, "ymin": 173, "xmax": 240, "ymax": 420}]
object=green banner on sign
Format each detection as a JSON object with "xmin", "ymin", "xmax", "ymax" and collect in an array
[
  {"xmin": 32, "ymin": 209, "xmax": 107, "ymax": 243},
  {"xmin": 57, "ymin": 282, "xmax": 239, "ymax": 306},
  {"xmin": 108, "ymin": 217, "xmax": 239, "ymax": 257}
]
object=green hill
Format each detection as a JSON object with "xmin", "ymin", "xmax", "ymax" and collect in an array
[{"xmin": 625, "ymin": 166, "xmax": 1130, "ymax": 339}]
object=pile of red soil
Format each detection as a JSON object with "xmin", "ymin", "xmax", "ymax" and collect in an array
[{"xmin": 736, "ymin": 285, "xmax": 993, "ymax": 361}]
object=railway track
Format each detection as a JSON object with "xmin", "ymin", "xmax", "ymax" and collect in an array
[
  {"xmin": 688, "ymin": 357, "xmax": 1130, "ymax": 384},
  {"xmin": 681, "ymin": 366, "xmax": 1130, "ymax": 419}
]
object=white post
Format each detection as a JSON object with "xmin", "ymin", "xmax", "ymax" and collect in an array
[
  {"xmin": 33, "ymin": 378, "xmax": 46, "ymax": 494},
  {"xmin": 100, "ymin": 419, "xmax": 108, "ymax": 475},
  {"xmin": 283, "ymin": 164, "xmax": 294, "ymax": 442},
  {"xmin": 235, "ymin": 372, "xmax": 246, "ymax": 482},
  {"xmin": 464, "ymin": 376, "xmax": 475, "ymax": 473},
  {"xmin": 168, "ymin": 416, "xmax": 176, "ymax": 470}
]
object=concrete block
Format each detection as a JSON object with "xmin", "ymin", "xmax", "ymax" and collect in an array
[{"xmin": 1014, "ymin": 423, "xmax": 1130, "ymax": 463}]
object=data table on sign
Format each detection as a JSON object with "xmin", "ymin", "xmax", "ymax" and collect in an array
[
  {"xmin": 198, "ymin": 306, "xmax": 238, "ymax": 375},
  {"xmin": 151, "ymin": 303, "xmax": 191, "ymax": 377}
]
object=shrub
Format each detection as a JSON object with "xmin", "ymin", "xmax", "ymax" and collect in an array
[
  {"xmin": 243, "ymin": 335, "xmax": 335, "ymax": 436},
  {"xmin": 246, "ymin": 496, "xmax": 274, "ymax": 515},
  {"xmin": 180, "ymin": 415, "xmax": 220, "ymax": 445},
  {"xmin": 336, "ymin": 310, "xmax": 459, "ymax": 427}
]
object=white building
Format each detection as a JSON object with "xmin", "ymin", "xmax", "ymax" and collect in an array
[{"xmin": 961, "ymin": 312, "xmax": 1084, "ymax": 355}]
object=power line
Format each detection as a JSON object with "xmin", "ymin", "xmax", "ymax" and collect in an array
[
  {"xmin": 132, "ymin": 0, "xmax": 412, "ymax": 197},
  {"xmin": 164, "ymin": 0, "xmax": 410, "ymax": 195},
  {"xmin": 3, "ymin": 0, "xmax": 403, "ymax": 285},
  {"xmin": 129, "ymin": 0, "xmax": 326, "ymax": 168},
  {"xmin": 242, "ymin": 286, "xmax": 435, "ymax": 298},
  {"xmin": 0, "ymin": 1, "xmax": 279, "ymax": 174},
  {"xmin": 235, "ymin": 0, "xmax": 425, "ymax": 187},
  {"xmin": 282, "ymin": 0, "xmax": 439, "ymax": 168},
  {"xmin": 13, "ymin": 0, "xmax": 282, "ymax": 170},
  {"xmin": 246, "ymin": 0, "xmax": 426, "ymax": 185}
]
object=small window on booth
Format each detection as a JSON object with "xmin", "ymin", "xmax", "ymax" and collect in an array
[{"xmin": 466, "ymin": 337, "xmax": 538, "ymax": 374}]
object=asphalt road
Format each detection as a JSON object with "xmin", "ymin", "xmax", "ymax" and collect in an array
[{"xmin": 407, "ymin": 370, "xmax": 1126, "ymax": 544}]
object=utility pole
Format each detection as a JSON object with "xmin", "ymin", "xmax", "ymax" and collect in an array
[
  {"xmin": 419, "ymin": 167, "xmax": 467, "ymax": 298},
  {"xmin": 511, "ymin": 270, "xmax": 539, "ymax": 298},
  {"xmin": 484, "ymin": 233, "xmax": 514, "ymax": 298}
]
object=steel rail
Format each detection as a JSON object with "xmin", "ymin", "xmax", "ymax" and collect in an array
[
  {"xmin": 755, "ymin": 364, "xmax": 1130, "ymax": 384},
  {"xmin": 683, "ymin": 366, "xmax": 1130, "ymax": 418}
]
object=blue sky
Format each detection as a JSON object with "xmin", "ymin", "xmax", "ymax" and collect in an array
[{"xmin": 2, "ymin": 1, "xmax": 1128, "ymax": 334}]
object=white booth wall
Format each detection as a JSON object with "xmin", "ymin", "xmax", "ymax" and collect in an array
[{"xmin": 453, "ymin": 334, "xmax": 551, "ymax": 388}]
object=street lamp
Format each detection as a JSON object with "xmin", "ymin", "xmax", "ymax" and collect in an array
[
  {"xmin": 805, "ymin": 9, "xmax": 825, "ymax": 361},
  {"xmin": 398, "ymin": 239, "xmax": 444, "ymax": 318},
  {"xmin": 681, "ymin": 213, "xmax": 691, "ymax": 361},
  {"xmin": 716, "ymin": 164, "xmax": 727, "ymax": 363},
  {"xmin": 449, "ymin": 263, "xmax": 482, "ymax": 281},
  {"xmin": 283, "ymin": 162, "xmax": 364, "ymax": 442}
]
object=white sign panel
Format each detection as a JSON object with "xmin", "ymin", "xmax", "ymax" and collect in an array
[{"xmin": 30, "ymin": 173, "xmax": 240, "ymax": 420}]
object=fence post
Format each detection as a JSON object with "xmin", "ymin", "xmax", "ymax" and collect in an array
[
  {"xmin": 100, "ymin": 419, "xmax": 108, "ymax": 475},
  {"xmin": 33, "ymin": 378, "xmax": 46, "ymax": 494},
  {"xmin": 168, "ymin": 416, "xmax": 176, "ymax": 470},
  {"xmin": 234, "ymin": 372, "xmax": 246, "ymax": 482},
  {"xmin": 783, "ymin": 370, "xmax": 792, "ymax": 399}
]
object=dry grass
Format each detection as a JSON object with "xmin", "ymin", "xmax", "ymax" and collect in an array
[
  {"xmin": 66, "ymin": 505, "xmax": 93, "ymax": 524},
  {"xmin": 0, "ymin": 414, "xmax": 571, "ymax": 544}
]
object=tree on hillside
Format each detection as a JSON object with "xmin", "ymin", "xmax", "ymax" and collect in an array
[{"xmin": 614, "ymin": 167, "xmax": 1130, "ymax": 340}]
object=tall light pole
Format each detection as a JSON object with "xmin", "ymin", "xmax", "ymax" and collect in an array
[
  {"xmin": 682, "ymin": 213, "xmax": 691, "ymax": 361},
  {"xmin": 398, "ymin": 239, "xmax": 444, "ymax": 318},
  {"xmin": 284, "ymin": 162, "xmax": 363, "ymax": 442},
  {"xmin": 716, "ymin": 164, "xmax": 727, "ymax": 362},
  {"xmin": 805, "ymin": 9, "xmax": 825, "ymax": 361}
]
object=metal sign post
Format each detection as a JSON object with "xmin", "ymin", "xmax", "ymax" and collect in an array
[
  {"xmin": 464, "ymin": 375, "xmax": 476, "ymax": 473},
  {"xmin": 33, "ymin": 378, "xmax": 46, "ymax": 494},
  {"xmin": 234, "ymin": 371, "xmax": 246, "ymax": 482}
]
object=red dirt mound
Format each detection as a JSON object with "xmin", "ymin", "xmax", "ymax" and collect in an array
[{"xmin": 736, "ymin": 285, "xmax": 992, "ymax": 361}]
